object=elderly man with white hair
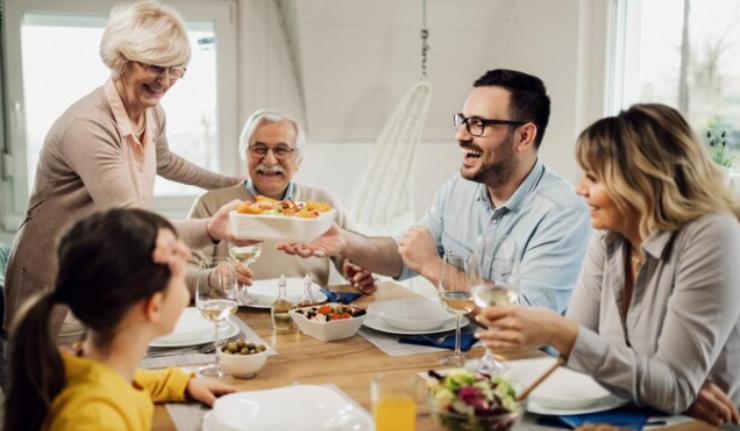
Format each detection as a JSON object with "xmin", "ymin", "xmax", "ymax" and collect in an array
[{"xmin": 187, "ymin": 110, "xmax": 376, "ymax": 292}]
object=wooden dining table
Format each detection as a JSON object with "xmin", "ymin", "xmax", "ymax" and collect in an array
[{"xmin": 152, "ymin": 281, "xmax": 713, "ymax": 431}]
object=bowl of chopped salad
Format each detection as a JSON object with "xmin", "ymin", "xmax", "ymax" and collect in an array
[
  {"xmin": 426, "ymin": 369, "xmax": 524, "ymax": 431},
  {"xmin": 289, "ymin": 303, "xmax": 367, "ymax": 342},
  {"xmin": 229, "ymin": 195, "xmax": 336, "ymax": 242}
]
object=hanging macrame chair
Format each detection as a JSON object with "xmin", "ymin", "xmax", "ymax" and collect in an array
[
  {"xmin": 350, "ymin": 81, "xmax": 432, "ymax": 236},
  {"xmin": 350, "ymin": 1, "xmax": 433, "ymax": 236}
]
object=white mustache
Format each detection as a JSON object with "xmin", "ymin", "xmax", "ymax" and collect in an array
[{"xmin": 256, "ymin": 163, "xmax": 285, "ymax": 174}]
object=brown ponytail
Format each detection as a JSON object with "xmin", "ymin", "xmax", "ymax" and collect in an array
[
  {"xmin": 3, "ymin": 208, "xmax": 177, "ymax": 430},
  {"xmin": 4, "ymin": 291, "xmax": 65, "ymax": 431}
]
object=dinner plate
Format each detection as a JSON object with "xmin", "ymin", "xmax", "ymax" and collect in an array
[
  {"xmin": 507, "ymin": 357, "xmax": 628, "ymax": 415},
  {"xmin": 368, "ymin": 298, "xmax": 455, "ymax": 331},
  {"xmin": 240, "ymin": 278, "xmax": 327, "ymax": 308},
  {"xmin": 212, "ymin": 385, "xmax": 373, "ymax": 431},
  {"xmin": 152, "ymin": 308, "xmax": 213, "ymax": 344},
  {"xmin": 149, "ymin": 320, "xmax": 240, "ymax": 348},
  {"xmin": 362, "ymin": 314, "xmax": 469, "ymax": 335}
]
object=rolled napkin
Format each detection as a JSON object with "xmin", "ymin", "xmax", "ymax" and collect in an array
[
  {"xmin": 320, "ymin": 288, "xmax": 362, "ymax": 305},
  {"xmin": 398, "ymin": 330, "xmax": 478, "ymax": 351}
]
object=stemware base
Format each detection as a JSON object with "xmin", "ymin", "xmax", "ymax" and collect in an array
[
  {"xmin": 198, "ymin": 363, "xmax": 226, "ymax": 379},
  {"xmin": 439, "ymin": 353, "xmax": 466, "ymax": 366}
]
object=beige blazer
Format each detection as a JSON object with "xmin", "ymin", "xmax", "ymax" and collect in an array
[
  {"xmin": 187, "ymin": 182, "xmax": 353, "ymax": 287},
  {"xmin": 4, "ymin": 83, "xmax": 238, "ymax": 333}
]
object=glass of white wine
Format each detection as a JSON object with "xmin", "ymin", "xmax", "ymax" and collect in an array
[
  {"xmin": 229, "ymin": 244, "xmax": 262, "ymax": 301},
  {"xmin": 196, "ymin": 257, "xmax": 239, "ymax": 378},
  {"xmin": 466, "ymin": 235, "xmax": 520, "ymax": 375},
  {"xmin": 437, "ymin": 253, "xmax": 473, "ymax": 366}
]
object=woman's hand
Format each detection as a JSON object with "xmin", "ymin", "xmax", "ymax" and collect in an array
[
  {"xmin": 342, "ymin": 260, "xmax": 377, "ymax": 295},
  {"xmin": 186, "ymin": 377, "xmax": 237, "ymax": 407},
  {"xmin": 474, "ymin": 305, "xmax": 579, "ymax": 356},
  {"xmin": 687, "ymin": 382, "xmax": 740, "ymax": 427},
  {"xmin": 206, "ymin": 200, "xmax": 262, "ymax": 246}
]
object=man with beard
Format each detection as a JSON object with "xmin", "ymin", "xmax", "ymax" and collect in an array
[
  {"xmin": 279, "ymin": 70, "xmax": 590, "ymax": 312},
  {"xmin": 187, "ymin": 110, "xmax": 376, "ymax": 293}
]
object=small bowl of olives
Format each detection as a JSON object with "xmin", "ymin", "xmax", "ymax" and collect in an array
[{"xmin": 217, "ymin": 339, "xmax": 269, "ymax": 378}]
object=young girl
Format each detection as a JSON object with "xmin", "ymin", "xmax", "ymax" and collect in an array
[{"xmin": 4, "ymin": 208, "xmax": 236, "ymax": 431}]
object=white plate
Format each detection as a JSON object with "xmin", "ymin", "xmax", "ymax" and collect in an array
[
  {"xmin": 507, "ymin": 357, "xmax": 628, "ymax": 415},
  {"xmin": 362, "ymin": 314, "xmax": 469, "ymax": 335},
  {"xmin": 149, "ymin": 320, "xmax": 240, "ymax": 348},
  {"xmin": 368, "ymin": 298, "xmax": 454, "ymax": 331},
  {"xmin": 526, "ymin": 395, "xmax": 628, "ymax": 416},
  {"xmin": 152, "ymin": 308, "xmax": 213, "ymax": 344},
  {"xmin": 202, "ymin": 411, "xmax": 233, "ymax": 431},
  {"xmin": 241, "ymin": 278, "xmax": 327, "ymax": 308},
  {"xmin": 229, "ymin": 209, "xmax": 336, "ymax": 242},
  {"xmin": 212, "ymin": 385, "xmax": 373, "ymax": 431}
]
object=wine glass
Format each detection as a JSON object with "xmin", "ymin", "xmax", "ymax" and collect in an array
[
  {"xmin": 466, "ymin": 235, "xmax": 520, "ymax": 375},
  {"xmin": 195, "ymin": 257, "xmax": 239, "ymax": 378},
  {"xmin": 229, "ymin": 244, "xmax": 262, "ymax": 300},
  {"xmin": 437, "ymin": 253, "xmax": 473, "ymax": 366}
]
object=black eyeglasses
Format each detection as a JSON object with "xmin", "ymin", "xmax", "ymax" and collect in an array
[
  {"xmin": 248, "ymin": 144, "xmax": 296, "ymax": 160},
  {"xmin": 453, "ymin": 113, "xmax": 527, "ymax": 137},
  {"xmin": 135, "ymin": 61, "xmax": 187, "ymax": 79}
]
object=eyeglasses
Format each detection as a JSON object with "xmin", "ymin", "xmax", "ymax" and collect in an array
[
  {"xmin": 453, "ymin": 113, "xmax": 527, "ymax": 137},
  {"xmin": 248, "ymin": 144, "xmax": 296, "ymax": 160},
  {"xmin": 135, "ymin": 61, "xmax": 187, "ymax": 79}
]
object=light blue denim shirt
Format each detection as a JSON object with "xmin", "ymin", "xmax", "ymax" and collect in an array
[{"xmin": 397, "ymin": 160, "xmax": 591, "ymax": 313}]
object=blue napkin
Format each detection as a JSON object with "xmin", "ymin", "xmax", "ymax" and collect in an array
[
  {"xmin": 320, "ymin": 288, "xmax": 362, "ymax": 305},
  {"xmin": 398, "ymin": 330, "xmax": 479, "ymax": 351},
  {"xmin": 550, "ymin": 404, "xmax": 661, "ymax": 430}
]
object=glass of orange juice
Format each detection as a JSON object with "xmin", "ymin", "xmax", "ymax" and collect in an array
[{"xmin": 370, "ymin": 373, "xmax": 419, "ymax": 431}]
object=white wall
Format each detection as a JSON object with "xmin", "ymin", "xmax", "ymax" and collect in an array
[{"xmin": 236, "ymin": 0, "xmax": 611, "ymax": 220}]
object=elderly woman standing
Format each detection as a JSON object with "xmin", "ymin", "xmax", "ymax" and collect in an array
[
  {"xmin": 4, "ymin": 1, "xmax": 244, "ymax": 342},
  {"xmin": 476, "ymin": 104, "xmax": 740, "ymax": 426}
]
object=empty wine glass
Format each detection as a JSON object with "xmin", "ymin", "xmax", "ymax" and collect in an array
[
  {"xmin": 466, "ymin": 235, "xmax": 520, "ymax": 375},
  {"xmin": 437, "ymin": 253, "xmax": 473, "ymax": 366},
  {"xmin": 195, "ymin": 257, "xmax": 239, "ymax": 378},
  {"xmin": 229, "ymin": 244, "xmax": 261, "ymax": 301}
]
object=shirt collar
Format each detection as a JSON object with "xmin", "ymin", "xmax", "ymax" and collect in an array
[
  {"xmin": 244, "ymin": 178, "xmax": 295, "ymax": 200},
  {"xmin": 104, "ymin": 78, "xmax": 153, "ymax": 142},
  {"xmin": 604, "ymin": 228, "xmax": 674, "ymax": 260},
  {"xmin": 475, "ymin": 159, "xmax": 545, "ymax": 212}
]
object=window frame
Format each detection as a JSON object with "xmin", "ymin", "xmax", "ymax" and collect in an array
[{"xmin": 1, "ymin": 0, "xmax": 238, "ymax": 231}]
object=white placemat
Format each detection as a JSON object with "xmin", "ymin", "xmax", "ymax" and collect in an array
[
  {"xmin": 357, "ymin": 327, "xmax": 481, "ymax": 357},
  {"xmin": 140, "ymin": 317, "xmax": 276, "ymax": 369},
  {"xmin": 165, "ymin": 383, "xmax": 367, "ymax": 431}
]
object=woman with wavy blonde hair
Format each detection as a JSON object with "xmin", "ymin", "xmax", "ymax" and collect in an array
[
  {"xmin": 4, "ymin": 0, "xmax": 250, "ymax": 344},
  {"xmin": 476, "ymin": 103, "xmax": 740, "ymax": 426}
]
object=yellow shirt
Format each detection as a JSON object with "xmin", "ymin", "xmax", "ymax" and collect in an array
[{"xmin": 46, "ymin": 352, "xmax": 193, "ymax": 431}]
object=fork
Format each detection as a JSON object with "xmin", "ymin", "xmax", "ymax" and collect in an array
[{"xmin": 146, "ymin": 342, "xmax": 216, "ymax": 359}]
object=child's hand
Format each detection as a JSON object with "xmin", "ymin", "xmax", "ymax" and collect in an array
[{"xmin": 186, "ymin": 377, "xmax": 237, "ymax": 407}]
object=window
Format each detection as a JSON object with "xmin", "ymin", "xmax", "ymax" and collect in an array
[
  {"xmin": 2, "ymin": 0, "xmax": 237, "ymax": 227},
  {"xmin": 614, "ymin": 0, "xmax": 740, "ymax": 172}
]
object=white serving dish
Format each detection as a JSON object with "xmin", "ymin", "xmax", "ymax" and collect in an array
[
  {"xmin": 212, "ymin": 385, "xmax": 373, "ymax": 431},
  {"xmin": 229, "ymin": 209, "xmax": 336, "ymax": 242},
  {"xmin": 217, "ymin": 348, "xmax": 269, "ymax": 378},
  {"xmin": 242, "ymin": 277, "xmax": 327, "ymax": 308},
  {"xmin": 289, "ymin": 304, "xmax": 366, "ymax": 342},
  {"xmin": 153, "ymin": 308, "xmax": 213, "ymax": 344},
  {"xmin": 362, "ymin": 314, "xmax": 469, "ymax": 335},
  {"xmin": 368, "ymin": 298, "xmax": 454, "ymax": 331}
]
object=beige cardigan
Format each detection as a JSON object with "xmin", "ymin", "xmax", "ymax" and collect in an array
[
  {"xmin": 187, "ymin": 183, "xmax": 352, "ymax": 287},
  {"xmin": 4, "ymin": 84, "xmax": 238, "ymax": 333}
]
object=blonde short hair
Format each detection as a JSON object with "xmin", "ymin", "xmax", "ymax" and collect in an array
[
  {"xmin": 576, "ymin": 103, "xmax": 740, "ymax": 240},
  {"xmin": 239, "ymin": 110, "xmax": 306, "ymax": 163},
  {"xmin": 100, "ymin": 0, "xmax": 191, "ymax": 75}
]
